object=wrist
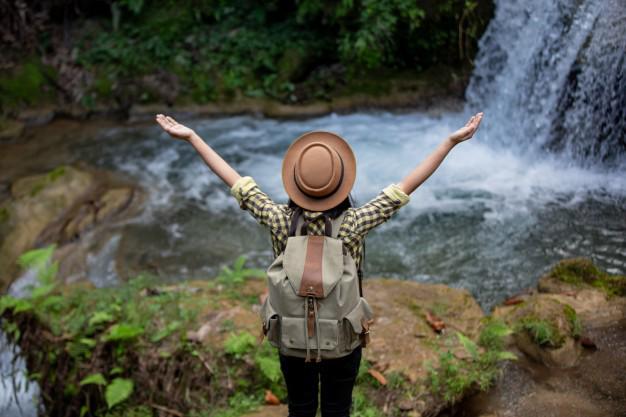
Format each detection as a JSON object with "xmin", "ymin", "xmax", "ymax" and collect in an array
[
  {"xmin": 444, "ymin": 136, "xmax": 458, "ymax": 148},
  {"xmin": 188, "ymin": 131, "xmax": 201, "ymax": 145}
]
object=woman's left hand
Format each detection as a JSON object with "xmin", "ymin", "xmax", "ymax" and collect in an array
[{"xmin": 448, "ymin": 112, "xmax": 484, "ymax": 144}]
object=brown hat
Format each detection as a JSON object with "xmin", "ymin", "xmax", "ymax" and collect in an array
[{"xmin": 282, "ymin": 131, "xmax": 356, "ymax": 212}]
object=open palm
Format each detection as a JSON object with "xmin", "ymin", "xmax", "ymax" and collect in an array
[
  {"xmin": 155, "ymin": 114, "xmax": 195, "ymax": 141},
  {"xmin": 449, "ymin": 112, "xmax": 484, "ymax": 144}
]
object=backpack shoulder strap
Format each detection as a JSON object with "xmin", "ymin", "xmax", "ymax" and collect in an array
[
  {"xmin": 329, "ymin": 211, "xmax": 348, "ymax": 238},
  {"xmin": 288, "ymin": 207, "xmax": 303, "ymax": 237}
]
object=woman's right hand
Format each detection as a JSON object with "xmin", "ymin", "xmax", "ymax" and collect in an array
[{"xmin": 155, "ymin": 114, "xmax": 195, "ymax": 141}]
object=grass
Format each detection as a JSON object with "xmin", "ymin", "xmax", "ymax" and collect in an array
[{"xmin": 516, "ymin": 316, "xmax": 564, "ymax": 348}]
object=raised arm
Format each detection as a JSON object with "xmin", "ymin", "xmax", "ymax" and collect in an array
[
  {"xmin": 398, "ymin": 112, "xmax": 483, "ymax": 195},
  {"xmin": 155, "ymin": 114, "xmax": 241, "ymax": 187}
]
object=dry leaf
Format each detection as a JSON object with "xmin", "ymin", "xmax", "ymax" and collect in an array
[
  {"xmin": 503, "ymin": 296, "xmax": 524, "ymax": 305},
  {"xmin": 265, "ymin": 390, "xmax": 280, "ymax": 405},
  {"xmin": 368, "ymin": 369, "xmax": 388, "ymax": 385},
  {"xmin": 425, "ymin": 311, "xmax": 445, "ymax": 333}
]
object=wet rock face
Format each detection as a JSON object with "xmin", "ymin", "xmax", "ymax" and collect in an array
[{"xmin": 0, "ymin": 165, "xmax": 144, "ymax": 291}]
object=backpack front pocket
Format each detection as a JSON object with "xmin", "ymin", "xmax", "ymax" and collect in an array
[{"xmin": 280, "ymin": 316, "xmax": 339, "ymax": 350}]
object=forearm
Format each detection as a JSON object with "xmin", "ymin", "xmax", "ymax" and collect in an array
[
  {"xmin": 397, "ymin": 137, "xmax": 456, "ymax": 195},
  {"xmin": 188, "ymin": 132, "xmax": 241, "ymax": 187}
]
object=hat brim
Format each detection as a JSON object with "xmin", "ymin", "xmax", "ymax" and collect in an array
[{"xmin": 282, "ymin": 131, "xmax": 356, "ymax": 212}]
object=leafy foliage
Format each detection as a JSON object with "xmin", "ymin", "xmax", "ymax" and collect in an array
[
  {"xmin": 217, "ymin": 255, "xmax": 265, "ymax": 286},
  {"xmin": 105, "ymin": 378, "xmax": 134, "ymax": 409},
  {"xmin": 427, "ymin": 318, "xmax": 516, "ymax": 402},
  {"xmin": 224, "ymin": 331, "xmax": 257, "ymax": 359}
]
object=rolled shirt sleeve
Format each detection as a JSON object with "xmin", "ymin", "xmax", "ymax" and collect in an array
[
  {"xmin": 349, "ymin": 184, "xmax": 410, "ymax": 236},
  {"xmin": 230, "ymin": 176, "xmax": 290, "ymax": 234}
]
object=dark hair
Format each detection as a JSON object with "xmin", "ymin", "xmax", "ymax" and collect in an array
[{"xmin": 287, "ymin": 194, "xmax": 355, "ymax": 218}]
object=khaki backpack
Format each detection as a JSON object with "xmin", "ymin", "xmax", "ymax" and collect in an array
[{"xmin": 259, "ymin": 207, "xmax": 374, "ymax": 362}]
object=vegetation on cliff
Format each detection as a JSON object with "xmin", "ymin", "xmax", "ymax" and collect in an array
[
  {"xmin": 1, "ymin": 244, "xmax": 515, "ymax": 416},
  {"xmin": 0, "ymin": 0, "xmax": 493, "ymax": 117}
]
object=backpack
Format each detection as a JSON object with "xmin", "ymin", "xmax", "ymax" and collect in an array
[{"xmin": 259, "ymin": 207, "xmax": 374, "ymax": 362}]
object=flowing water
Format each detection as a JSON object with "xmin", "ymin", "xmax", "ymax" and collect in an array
[{"xmin": 2, "ymin": 0, "xmax": 625, "ymax": 415}]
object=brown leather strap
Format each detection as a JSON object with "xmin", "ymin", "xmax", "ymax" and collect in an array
[{"xmin": 298, "ymin": 235, "xmax": 325, "ymax": 297}]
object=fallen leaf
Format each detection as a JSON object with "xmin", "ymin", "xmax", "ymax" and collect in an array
[
  {"xmin": 368, "ymin": 369, "xmax": 388, "ymax": 385},
  {"xmin": 265, "ymin": 390, "xmax": 280, "ymax": 405},
  {"xmin": 425, "ymin": 311, "xmax": 445, "ymax": 333},
  {"xmin": 503, "ymin": 296, "xmax": 524, "ymax": 305},
  {"xmin": 580, "ymin": 336, "xmax": 597, "ymax": 349}
]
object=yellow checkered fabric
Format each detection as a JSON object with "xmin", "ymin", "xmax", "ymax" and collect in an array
[{"xmin": 230, "ymin": 176, "xmax": 410, "ymax": 272}]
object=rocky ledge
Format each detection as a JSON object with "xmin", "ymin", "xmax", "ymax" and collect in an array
[{"xmin": 1, "ymin": 246, "xmax": 624, "ymax": 416}]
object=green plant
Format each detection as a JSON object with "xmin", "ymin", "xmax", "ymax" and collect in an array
[
  {"xmin": 517, "ymin": 316, "xmax": 563, "ymax": 348},
  {"xmin": 224, "ymin": 331, "xmax": 257, "ymax": 359},
  {"xmin": 217, "ymin": 255, "xmax": 265, "ymax": 286},
  {"xmin": 351, "ymin": 386, "xmax": 382, "ymax": 417},
  {"xmin": 105, "ymin": 378, "xmax": 134, "ymax": 409},
  {"xmin": 427, "ymin": 319, "xmax": 516, "ymax": 402},
  {"xmin": 563, "ymin": 304, "xmax": 582, "ymax": 339}
]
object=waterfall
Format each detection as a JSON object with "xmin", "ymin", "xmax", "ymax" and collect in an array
[{"xmin": 466, "ymin": 0, "xmax": 626, "ymax": 166}]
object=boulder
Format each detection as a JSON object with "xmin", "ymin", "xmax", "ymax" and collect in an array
[
  {"xmin": 0, "ymin": 118, "xmax": 25, "ymax": 141},
  {"xmin": 493, "ymin": 295, "xmax": 582, "ymax": 368},
  {"xmin": 0, "ymin": 165, "xmax": 144, "ymax": 291}
]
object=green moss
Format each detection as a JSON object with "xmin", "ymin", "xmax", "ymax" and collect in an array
[
  {"xmin": 0, "ymin": 206, "xmax": 9, "ymax": 223},
  {"xmin": 28, "ymin": 165, "xmax": 68, "ymax": 196},
  {"xmin": 47, "ymin": 165, "xmax": 66, "ymax": 181},
  {"xmin": 548, "ymin": 258, "xmax": 626, "ymax": 297}
]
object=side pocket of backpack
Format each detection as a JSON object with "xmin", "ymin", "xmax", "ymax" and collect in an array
[
  {"xmin": 260, "ymin": 297, "xmax": 281, "ymax": 348},
  {"xmin": 343, "ymin": 297, "xmax": 374, "ymax": 351}
]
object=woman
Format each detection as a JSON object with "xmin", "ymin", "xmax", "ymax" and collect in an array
[{"xmin": 156, "ymin": 112, "xmax": 483, "ymax": 417}]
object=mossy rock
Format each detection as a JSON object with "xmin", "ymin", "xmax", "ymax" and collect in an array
[
  {"xmin": 493, "ymin": 295, "xmax": 583, "ymax": 367},
  {"xmin": 540, "ymin": 258, "xmax": 626, "ymax": 297}
]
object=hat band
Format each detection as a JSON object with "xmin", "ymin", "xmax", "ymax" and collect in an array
[{"xmin": 294, "ymin": 158, "xmax": 344, "ymax": 200}]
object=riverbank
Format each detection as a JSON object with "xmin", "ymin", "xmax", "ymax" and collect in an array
[
  {"xmin": 0, "ymin": 64, "xmax": 468, "ymax": 143},
  {"xmin": 1, "ymin": 247, "xmax": 624, "ymax": 416}
]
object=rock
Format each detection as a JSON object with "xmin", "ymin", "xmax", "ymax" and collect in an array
[
  {"xmin": 361, "ymin": 279, "xmax": 484, "ymax": 383},
  {"xmin": 0, "ymin": 165, "xmax": 144, "ymax": 291},
  {"xmin": 17, "ymin": 107, "xmax": 56, "ymax": 126},
  {"xmin": 0, "ymin": 119, "xmax": 25, "ymax": 141},
  {"xmin": 493, "ymin": 295, "xmax": 582, "ymax": 368}
]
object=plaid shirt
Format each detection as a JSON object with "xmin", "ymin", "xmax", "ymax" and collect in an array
[{"xmin": 230, "ymin": 176, "xmax": 410, "ymax": 272}]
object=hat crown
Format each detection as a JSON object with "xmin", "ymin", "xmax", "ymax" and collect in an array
[{"xmin": 294, "ymin": 142, "xmax": 343, "ymax": 198}]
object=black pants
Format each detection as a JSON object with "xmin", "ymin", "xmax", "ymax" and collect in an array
[{"xmin": 278, "ymin": 346, "xmax": 362, "ymax": 417}]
